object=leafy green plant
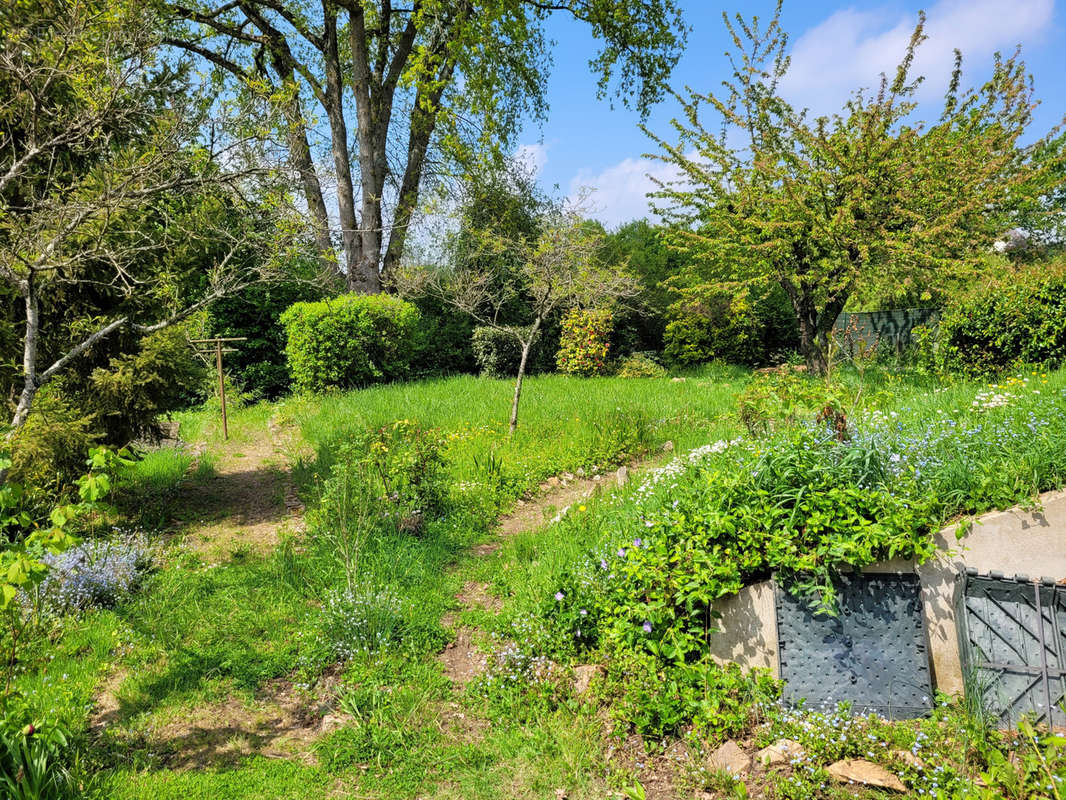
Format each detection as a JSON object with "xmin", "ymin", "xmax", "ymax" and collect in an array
[
  {"xmin": 0, "ymin": 701, "xmax": 75, "ymax": 800},
  {"xmin": 556, "ymin": 308, "xmax": 613, "ymax": 376},
  {"xmin": 281, "ymin": 293, "xmax": 421, "ymax": 393},
  {"xmin": 1, "ymin": 446, "xmax": 130, "ymax": 695},
  {"xmin": 616, "ymin": 352, "xmax": 667, "ymax": 379},
  {"xmin": 927, "ymin": 265, "xmax": 1066, "ymax": 377},
  {"xmin": 604, "ymin": 650, "xmax": 777, "ymax": 740}
]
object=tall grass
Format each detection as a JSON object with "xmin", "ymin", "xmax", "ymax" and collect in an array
[{"xmin": 278, "ymin": 367, "xmax": 752, "ymax": 504}]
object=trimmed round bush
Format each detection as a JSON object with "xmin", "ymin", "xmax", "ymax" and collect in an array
[
  {"xmin": 281, "ymin": 293, "xmax": 421, "ymax": 393},
  {"xmin": 616, "ymin": 352, "xmax": 667, "ymax": 378}
]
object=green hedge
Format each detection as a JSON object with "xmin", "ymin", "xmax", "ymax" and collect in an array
[
  {"xmin": 663, "ymin": 283, "xmax": 797, "ymax": 366},
  {"xmin": 928, "ymin": 270, "xmax": 1066, "ymax": 376},
  {"xmin": 280, "ymin": 293, "xmax": 421, "ymax": 393},
  {"xmin": 471, "ymin": 326, "xmax": 530, "ymax": 378}
]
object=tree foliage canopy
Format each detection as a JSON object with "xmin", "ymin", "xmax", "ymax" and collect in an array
[
  {"xmin": 647, "ymin": 3, "xmax": 1065, "ymax": 372},
  {"xmin": 0, "ymin": 0, "xmax": 297, "ymax": 432},
  {"xmin": 166, "ymin": 0, "xmax": 688, "ymax": 292}
]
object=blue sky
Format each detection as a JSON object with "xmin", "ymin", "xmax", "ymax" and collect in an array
[{"xmin": 517, "ymin": 0, "xmax": 1064, "ymax": 228}]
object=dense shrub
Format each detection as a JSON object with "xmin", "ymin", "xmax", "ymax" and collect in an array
[
  {"xmin": 926, "ymin": 269, "xmax": 1066, "ymax": 376},
  {"xmin": 409, "ymin": 293, "xmax": 477, "ymax": 376},
  {"xmin": 12, "ymin": 324, "xmax": 206, "ymax": 491},
  {"xmin": 471, "ymin": 326, "xmax": 532, "ymax": 378},
  {"xmin": 79, "ymin": 325, "xmax": 207, "ymax": 444},
  {"xmin": 663, "ymin": 283, "xmax": 797, "ymax": 366},
  {"xmin": 208, "ymin": 277, "xmax": 328, "ymax": 399},
  {"xmin": 556, "ymin": 308, "xmax": 613, "ymax": 376},
  {"xmin": 281, "ymin": 293, "xmax": 421, "ymax": 393},
  {"xmin": 616, "ymin": 352, "xmax": 667, "ymax": 378},
  {"xmin": 7, "ymin": 393, "xmax": 98, "ymax": 493}
]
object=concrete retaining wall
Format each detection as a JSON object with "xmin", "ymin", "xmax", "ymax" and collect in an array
[{"xmin": 707, "ymin": 489, "xmax": 1066, "ymax": 694}]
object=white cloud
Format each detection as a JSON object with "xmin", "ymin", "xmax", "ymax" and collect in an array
[
  {"xmin": 782, "ymin": 0, "xmax": 1054, "ymax": 114},
  {"xmin": 567, "ymin": 156, "xmax": 686, "ymax": 229},
  {"xmin": 514, "ymin": 142, "xmax": 549, "ymax": 176}
]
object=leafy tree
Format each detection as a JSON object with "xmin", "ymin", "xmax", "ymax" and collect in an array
[
  {"xmin": 647, "ymin": 4, "xmax": 1066, "ymax": 373},
  {"xmin": 165, "ymin": 0, "xmax": 688, "ymax": 292},
  {"xmin": 599, "ymin": 218, "xmax": 692, "ymax": 353},
  {"xmin": 0, "ymin": 1, "xmax": 295, "ymax": 432},
  {"xmin": 400, "ymin": 202, "xmax": 638, "ymax": 433}
]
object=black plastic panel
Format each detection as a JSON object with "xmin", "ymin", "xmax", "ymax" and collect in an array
[
  {"xmin": 957, "ymin": 572, "xmax": 1066, "ymax": 727},
  {"xmin": 776, "ymin": 572, "xmax": 933, "ymax": 719}
]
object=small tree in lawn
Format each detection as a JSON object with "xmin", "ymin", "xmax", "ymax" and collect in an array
[
  {"xmin": 402, "ymin": 204, "xmax": 638, "ymax": 433},
  {"xmin": 646, "ymin": 3, "xmax": 1066, "ymax": 374}
]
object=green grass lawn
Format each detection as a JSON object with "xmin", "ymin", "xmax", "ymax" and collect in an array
[
  {"xmin": 23, "ymin": 369, "xmax": 754, "ymax": 799},
  {"xmin": 15, "ymin": 364, "xmax": 1066, "ymax": 799}
]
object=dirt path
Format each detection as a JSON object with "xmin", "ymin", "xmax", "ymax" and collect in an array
[
  {"xmin": 91, "ymin": 416, "xmax": 321, "ymax": 764},
  {"xmin": 439, "ymin": 468, "xmax": 626, "ymax": 684},
  {"xmin": 171, "ymin": 416, "xmax": 306, "ymax": 562}
]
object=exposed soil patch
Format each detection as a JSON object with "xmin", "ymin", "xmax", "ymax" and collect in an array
[
  {"xmin": 456, "ymin": 580, "xmax": 502, "ymax": 614},
  {"xmin": 89, "ymin": 668, "xmax": 129, "ymax": 736},
  {"xmin": 170, "ymin": 418, "xmax": 306, "ymax": 561},
  {"xmin": 434, "ymin": 699, "xmax": 490, "ymax": 743},
  {"xmin": 498, "ymin": 476, "xmax": 604, "ymax": 538},
  {"xmin": 143, "ymin": 679, "xmax": 326, "ymax": 770},
  {"xmin": 607, "ymin": 734, "xmax": 689, "ymax": 800},
  {"xmin": 438, "ymin": 627, "xmax": 487, "ymax": 686}
]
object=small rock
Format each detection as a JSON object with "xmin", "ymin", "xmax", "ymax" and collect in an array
[
  {"xmin": 547, "ymin": 476, "xmax": 561, "ymax": 488},
  {"xmin": 554, "ymin": 789, "xmax": 569, "ymax": 799},
  {"xmin": 661, "ymin": 440, "xmax": 674, "ymax": 453},
  {"xmin": 826, "ymin": 759, "xmax": 906, "ymax": 792},
  {"xmin": 576, "ymin": 467, "xmax": 586, "ymax": 477},
  {"xmin": 892, "ymin": 749, "xmax": 925, "ymax": 769},
  {"xmin": 706, "ymin": 740, "xmax": 752, "ymax": 777},
  {"xmin": 572, "ymin": 664, "xmax": 605, "ymax": 695},
  {"xmin": 756, "ymin": 738, "xmax": 805, "ymax": 768},
  {"xmin": 671, "ymin": 376, "xmax": 686, "ymax": 383},
  {"xmin": 593, "ymin": 474, "xmax": 601, "ymax": 482},
  {"xmin": 616, "ymin": 466, "xmax": 629, "ymax": 487}
]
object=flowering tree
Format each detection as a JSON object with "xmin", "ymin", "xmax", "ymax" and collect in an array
[
  {"xmin": 647, "ymin": 3, "xmax": 1065, "ymax": 374},
  {"xmin": 557, "ymin": 308, "xmax": 613, "ymax": 377}
]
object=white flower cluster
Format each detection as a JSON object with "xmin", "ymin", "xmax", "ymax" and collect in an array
[
  {"xmin": 317, "ymin": 584, "xmax": 407, "ymax": 659},
  {"xmin": 972, "ymin": 390, "xmax": 1013, "ymax": 410},
  {"xmin": 632, "ymin": 438, "xmax": 741, "ymax": 500}
]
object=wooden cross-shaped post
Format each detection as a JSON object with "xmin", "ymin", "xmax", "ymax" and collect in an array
[{"xmin": 191, "ymin": 337, "xmax": 246, "ymax": 440}]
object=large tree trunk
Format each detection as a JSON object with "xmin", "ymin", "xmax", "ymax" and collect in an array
[
  {"xmin": 322, "ymin": 14, "xmax": 362, "ymax": 289},
  {"xmin": 270, "ymin": 54, "xmax": 337, "ymax": 281},
  {"xmin": 382, "ymin": 58, "xmax": 457, "ymax": 279},
  {"xmin": 780, "ymin": 278, "xmax": 849, "ymax": 376}
]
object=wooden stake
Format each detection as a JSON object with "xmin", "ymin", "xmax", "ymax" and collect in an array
[
  {"xmin": 216, "ymin": 339, "xmax": 228, "ymax": 440},
  {"xmin": 191, "ymin": 337, "xmax": 245, "ymax": 441}
]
